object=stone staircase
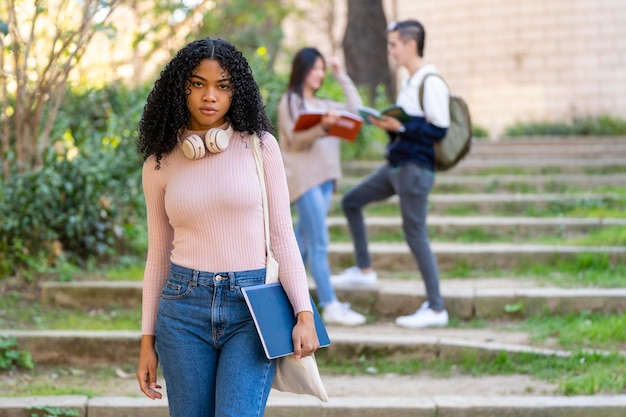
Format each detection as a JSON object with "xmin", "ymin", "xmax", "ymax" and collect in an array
[{"xmin": 2, "ymin": 136, "xmax": 626, "ymax": 416}]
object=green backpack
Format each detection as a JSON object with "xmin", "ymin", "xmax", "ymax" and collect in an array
[{"xmin": 419, "ymin": 73, "xmax": 473, "ymax": 171}]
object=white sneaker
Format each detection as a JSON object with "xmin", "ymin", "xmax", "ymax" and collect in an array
[
  {"xmin": 323, "ymin": 301, "xmax": 366, "ymax": 326},
  {"xmin": 330, "ymin": 266, "xmax": 378, "ymax": 289},
  {"xmin": 395, "ymin": 302, "xmax": 449, "ymax": 329}
]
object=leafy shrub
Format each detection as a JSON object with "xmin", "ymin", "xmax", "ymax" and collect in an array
[
  {"xmin": 1, "ymin": 83, "xmax": 147, "ymax": 279},
  {"xmin": 503, "ymin": 114, "xmax": 626, "ymax": 137},
  {"xmin": 28, "ymin": 406, "xmax": 80, "ymax": 417},
  {"xmin": 0, "ymin": 337, "xmax": 33, "ymax": 371},
  {"xmin": 503, "ymin": 121, "xmax": 574, "ymax": 137},
  {"xmin": 472, "ymin": 124, "xmax": 489, "ymax": 138},
  {"xmin": 0, "ymin": 141, "xmax": 143, "ymax": 277},
  {"xmin": 572, "ymin": 115, "xmax": 626, "ymax": 136},
  {"xmin": 249, "ymin": 51, "xmax": 288, "ymax": 132}
]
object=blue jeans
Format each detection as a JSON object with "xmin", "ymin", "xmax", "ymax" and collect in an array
[
  {"xmin": 155, "ymin": 263, "xmax": 275, "ymax": 417},
  {"xmin": 294, "ymin": 180, "xmax": 337, "ymax": 306},
  {"xmin": 341, "ymin": 162, "xmax": 444, "ymax": 310}
]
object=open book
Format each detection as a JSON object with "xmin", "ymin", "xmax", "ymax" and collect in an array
[
  {"xmin": 293, "ymin": 110, "xmax": 363, "ymax": 142},
  {"xmin": 357, "ymin": 104, "xmax": 411, "ymax": 124},
  {"xmin": 242, "ymin": 282, "xmax": 331, "ymax": 359}
]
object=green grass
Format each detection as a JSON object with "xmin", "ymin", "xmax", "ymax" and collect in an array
[
  {"xmin": 103, "ymin": 261, "xmax": 145, "ymax": 281},
  {"xmin": 330, "ymin": 224, "xmax": 626, "ymax": 246},
  {"xmin": 568, "ymin": 225, "xmax": 626, "ymax": 246},
  {"xmin": 3, "ymin": 350, "xmax": 624, "ymax": 396},
  {"xmin": 0, "ymin": 364, "xmax": 143, "ymax": 397},
  {"xmin": 443, "ymin": 253, "xmax": 626, "ymax": 288},
  {"xmin": 327, "ymin": 194, "xmax": 626, "ymax": 218},
  {"xmin": 0, "ymin": 290, "xmax": 141, "ymax": 331},
  {"xmin": 512, "ymin": 311, "xmax": 626, "ymax": 351},
  {"xmin": 318, "ymin": 349, "xmax": 626, "ymax": 395},
  {"xmin": 434, "ymin": 181, "xmax": 626, "ymax": 195},
  {"xmin": 437, "ymin": 165, "xmax": 626, "ymax": 176}
]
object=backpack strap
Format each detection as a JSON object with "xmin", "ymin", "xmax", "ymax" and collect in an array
[{"xmin": 418, "ymin": 73, "xmax": 448, "ymax": 113}]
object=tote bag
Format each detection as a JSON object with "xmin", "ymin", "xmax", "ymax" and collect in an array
[{"xmin": 251, "ymin": 134, "xmax": 329, "ymax": 402}]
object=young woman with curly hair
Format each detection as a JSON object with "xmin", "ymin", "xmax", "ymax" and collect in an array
[{"xmin": 135, "ymin": 37, "xmax": 319, "ymax": 417}]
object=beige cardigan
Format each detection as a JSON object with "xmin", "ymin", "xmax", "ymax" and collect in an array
[{"xmin": 277, "ymin": 72, "xmax": 362, "ymax": 202}]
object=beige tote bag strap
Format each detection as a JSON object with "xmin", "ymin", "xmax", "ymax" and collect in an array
[{"xmin": 250, "ymin": 134, "xmax": 279, "ymax": 283}]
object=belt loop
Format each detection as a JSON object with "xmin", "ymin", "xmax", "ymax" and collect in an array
[
  {"xmin": 192, "ymin": 270, "xmax": 199, "ymax": 288},
  {"xmin": 228, "ymin": 271, "xmax": 236, "ymax": 290}
]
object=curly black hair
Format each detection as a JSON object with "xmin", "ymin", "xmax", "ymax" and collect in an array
[{"xmin": 136, "ymin": 37, "xmax": 272, "ymax": 166}]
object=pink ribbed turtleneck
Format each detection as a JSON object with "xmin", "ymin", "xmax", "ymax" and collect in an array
[{"xmin": 140, "ymin": 130, "xmax": 312, "ymax": 335}]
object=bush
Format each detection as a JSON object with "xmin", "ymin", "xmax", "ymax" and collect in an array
[
  {"xmin": 0, "ymin": 141, "xmax": 144, "ymax": 278},
  {"xmin": 472, "ymin": 124, "xmax": 490, "ymax": 138},
  {"xmin": 0, "ymin": 337, "xmax": 33, "ymax": 371},
  {"xmin": 503, "ymin": 114, "xmax": 626, "ymax": 137},
  {"xmin": 1, "ymin": 84, "xmax": 147, "ymax": 280},
  {"xmin": 28, "ymin": 406, "xmax": 80, "ymax": 417}
]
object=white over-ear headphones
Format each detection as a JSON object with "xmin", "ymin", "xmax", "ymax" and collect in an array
[{"xmin": 180, "ymin": 125, "xmax": 234, "ymax": 159}]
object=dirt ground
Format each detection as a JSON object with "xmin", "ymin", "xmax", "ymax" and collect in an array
[{"xmin": 0, "ymin": 365, "xmax": 558, "ymax": 400}]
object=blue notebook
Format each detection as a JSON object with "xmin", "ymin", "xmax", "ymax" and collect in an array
[{"xmin": 242, "ymin": 282, "xmax": 331, "ymax": 359}]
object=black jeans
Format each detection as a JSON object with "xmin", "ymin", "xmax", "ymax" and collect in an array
[{"xmin": 341, "ymin": 162, "xmax": 444, "ymax": 310}]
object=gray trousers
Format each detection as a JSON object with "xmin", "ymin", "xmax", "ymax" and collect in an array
[{"xmin": 341, "ymin": 162, "xmax": 444, "ymax": 310}]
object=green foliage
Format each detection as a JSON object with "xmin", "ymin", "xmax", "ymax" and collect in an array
[
  {"xmin": 0, "ymin": 337, "xmax": 33, "ymax": 371},
  {"xmin": 194, "ymin": 0, "xmax": 293, "ymax": 68},
  {"xmin": 472, "ymin": 124, "xmax": 489, "ymax": 138},
  {"xmin": 50, "ymin": 82, "xmax": 150, "ymax": 148},
  {"xmin": 503, "ymin": 114, "xmax": 626, "ymax": 137},
  {"xmin": 0, "ymin": 144, "xmax": 142, "ymax": 277},
  {"xmin": 525, "ymin": 195, "xmax": 626, "ymax": 218},
  {"xmin": 1, "ymin": 84, "xmax": 147, "ymax": 279},
  {"xmin": 520, "ymin": 311, "xmax": 626, "ymax": 351},
  {"xmin": 28, "ymin": 405, "xmax": 80, "ymax": 417},
  {"xmin": 320, "ymin": 348, "xmax": 626, "ymax": 395},
  {"xmin": 504, "ymin": 302, "xmax": 525, "ymax": 314},
  {"xmin": 504, "ymin": 121, "xmax": 572, "ymax": 137},
  {"xmin": 248, "ymin": 51, "xmax": 288, "ymax": 132}
]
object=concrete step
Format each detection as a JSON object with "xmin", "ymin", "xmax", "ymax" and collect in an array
[
  {"xmin": 329, "ymin": 192, "xmax": 623, "ymax": 216},
  {"xmin": 339, "ymin": 174, "xmax": 626, "ymax": 193},
  {"xmin": 39, "ymin": 278, "xmax": 626, "ymax": 320},
  {"xmin": 338, "ymin": 278, "xmax": 626, "ymax": 320},
  {"xmin": 342, "ymin": 159, "xmax": 626, "ymax": 176},
  {"xmin": 3, "ymin": 393, "xmax": 625, "ymax": 417},
  {"xmin": 327, "ymin": 215, "xmax": 626, "ymax": 241},
  {"xmin": 455, "ymin": 157, "xmax": 626, "ymax": 175},
  {"xmin": 469, "ymin": 136, "xmax": 626, "ymax": 158},
  {"xmin": 11, "ymin": 277, "xmax": 626, "ymax": 415},
  {"xmin": 0, "ymin": 322, "xmax": 599, "ymax": 367},
  {"xmin": 328, "ymin": 242, "xmax": 626, "ymax": 272}
]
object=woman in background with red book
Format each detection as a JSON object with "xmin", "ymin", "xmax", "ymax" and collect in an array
[{"xmin": 277, "ymin": 47, "xmax": 366, "ymax": 326}]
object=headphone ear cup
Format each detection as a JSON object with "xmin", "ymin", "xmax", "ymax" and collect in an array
[
  {"xmin": 205, "ymin": 128, "xmax": 230, "ymax": 153},
  {"xmin": 180, "ymin": 134, "xmax": 206, "ymax": 159}
]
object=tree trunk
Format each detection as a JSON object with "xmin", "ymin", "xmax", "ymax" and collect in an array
[{"xmin": 342, "ymin": 0, "xmax": 392, "ymax": 103}]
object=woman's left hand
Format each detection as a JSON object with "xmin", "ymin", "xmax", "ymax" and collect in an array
[{"xmin": 292, "ymin": 311, "xmax": 320, "ymax": 359}]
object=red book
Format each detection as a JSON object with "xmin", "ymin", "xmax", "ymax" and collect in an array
[{"xmin": 293, "ymin": 110, "xmax": 364, "ymax": 142}]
